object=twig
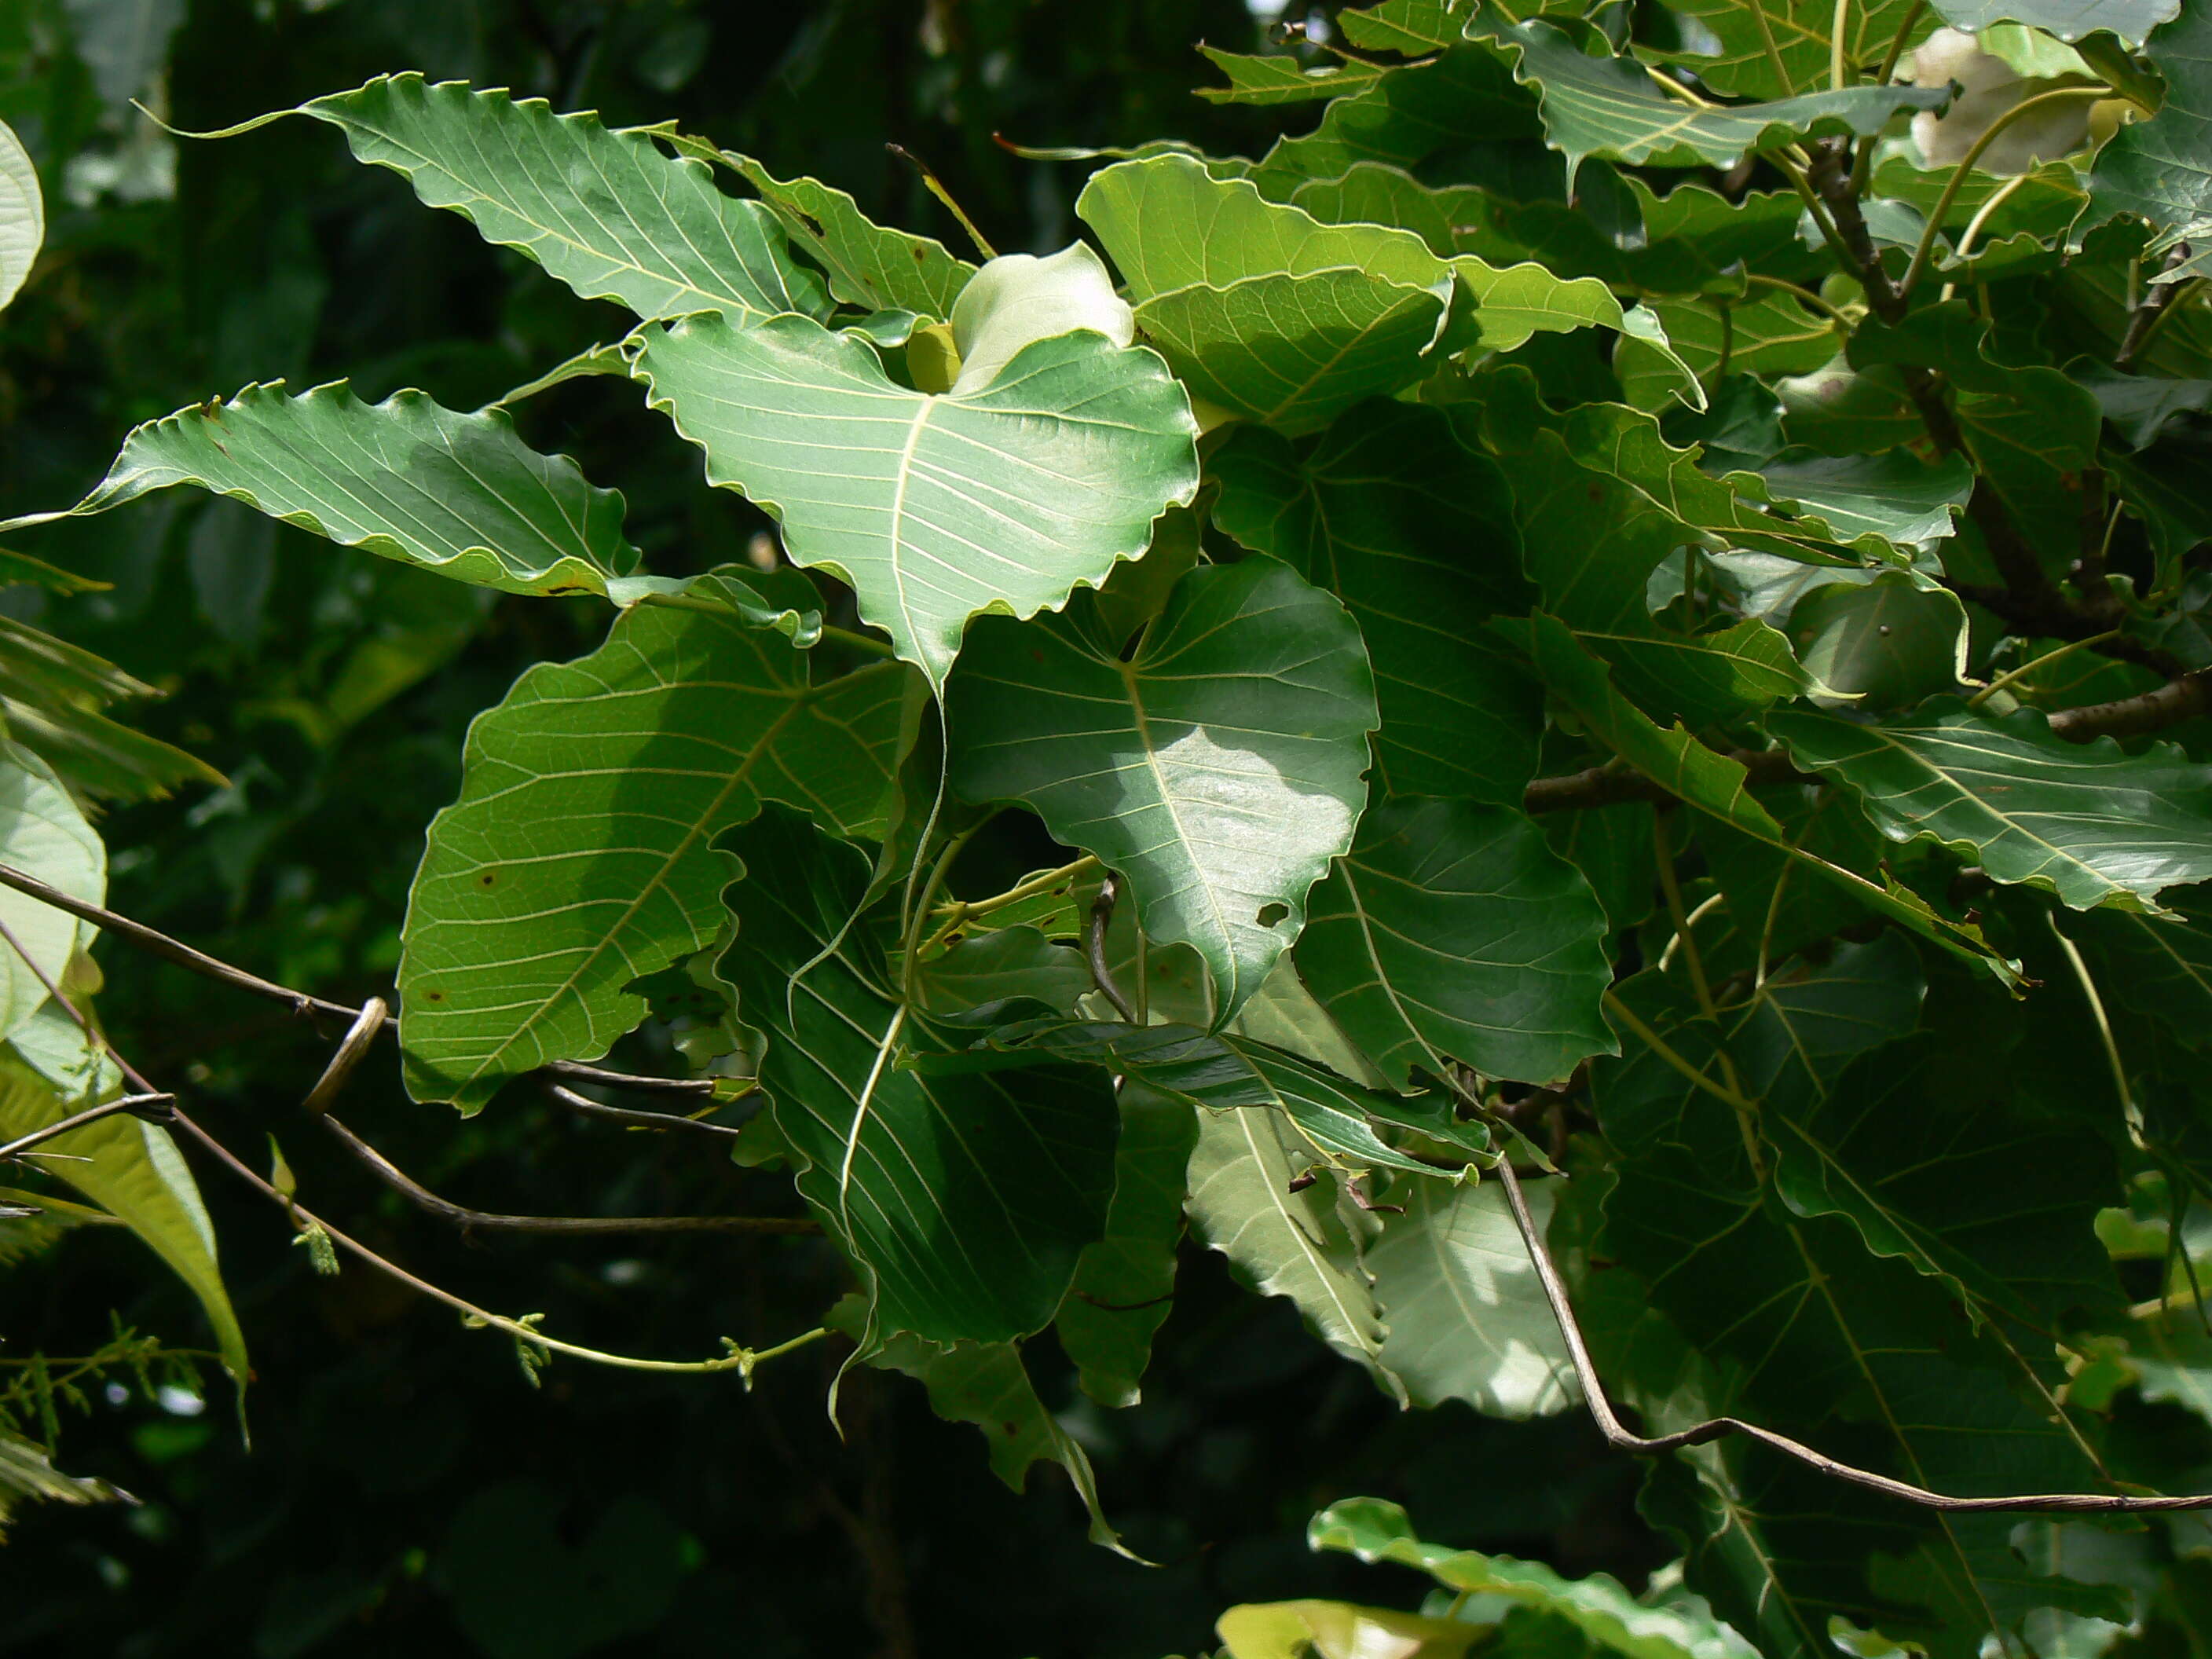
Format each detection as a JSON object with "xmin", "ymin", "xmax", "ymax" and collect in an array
[
  {"xmin": 316, "ymin": 1114, "xmax": 819, "ymax": 1236},
  {"xmin": 0, "ymin": 1093, "xmax": 175, "ymax": 1162},
  {"xmin": 1492, "ymin": 1157, "xmax": 2212, "ymax": 1512},
  {"xmin": 0, "ymin": 862, "xmax": 710, "ymax": 1097},
  {"xmin": 544, "ymin": 1082, "xmax": 745, "ymax": 1140},
  {"xmin": 1085, "ymin": 874, "xmax": 1139, "ymax": 1023},
  {"xmin": 885, "ymin": 143, "xmax": 995, "ymax": 260},
  {"xmin": 2117, "ymin": 245, "xmax": 2197, "ymax": 371}
]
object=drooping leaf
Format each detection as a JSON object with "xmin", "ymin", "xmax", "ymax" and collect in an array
[
  {"xmin": 400, "ymin": 594, "xmax": 913, "ymax": 1111},
  {"xmin": 1184, "ymin": 1101, "xmax": 1401, "ymax": 1397},
  {"xmin": 0, "ymin": 1051, "xmax": 247, "ymax": 1389},
  {"xmin": 946, "ymin": 558, "xmax": 1377, "ymax": 1022},
  {"xmin": 0, "ymin": 116, "xmax": 41, "ymax": 313},
  {"xmin": 868, "ymin": 1331, "xmax": 1129, "ymax": 1554},
  {"xmin": 1208, "ymin": 401, "xmax": 1542, "ymax": 805},
  {"xmin": 1077, "ymin": 152, "xmax": 1454, "ymax": 434},
  {"xmin": 1757, "ymin": 451, "xmax": 1975, "ymax": 549},
  {"xmin": 244, "ymin": 75, "xmax": 832, "ymax": 322},
  {"xmin": 1770, "ymin": 698, "xmax": 2212, "ymax": 911},
  {"xmin": 724, "ymin": 153, "xmax": 975, "ymax": 317},
  {"xmin": 1310, "ymin": 1496, "xmax": 1755, "ymax": 1658},
  {"xmin": 1196, "ymin": 47, "xmax": 1384, "ymax": 106},
  {"xmin": 1474, "ymin": 20, "xmax": 1947, "ymax": 188},
  {"xmin": 632, "ymin": 311, "xmax": 1198, "ymax": 690},
  {"xmin": 2, "ymin": 383, "xmax": 639, "ymax": 599},
  {"xmin": 0, "ymin": 1429, "xmax": 124, "ymax": 1533},
  {"xmin": 0, "ymin": 743, "xmax": 103, "ymax": 1045},
  {"xmin": 719, "ymin": 809, "xmax": 1119, "ymax": 1346},
  {"xmin": 1365, "ymin": 1178, "xmax": 1579, "ymax": 1419},
  {"xmin": 1295, "ymin": 797, "xmax": 1616, "ymax": 1090},
  {"xmin": 1053, "ymin": 1080, "xmax": 1199, "ymax": 1409}
]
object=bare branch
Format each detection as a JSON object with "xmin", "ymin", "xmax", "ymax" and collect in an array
[
  {"xmin": 0, "ymin": 862, "xmax": 711, "ymax": 1097},
  {"xmin": 1492, "ymin": 1156, "xmax": 2212, "ymax": 1513},
  {"xmin": 544, "ymin": 1082, "xmax": 745, "ymax": 1140},
  {"xmin": 0, "ymin": 1093, "xmax": 175, "ymax": 1162},
  {"xmin": 315, "ymin": 1112, "xmax": 819, "ymax": 1236}
]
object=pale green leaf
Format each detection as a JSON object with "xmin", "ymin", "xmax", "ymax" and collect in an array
[
  {"xmin": 632, "ymin": 311, "xmax": 1198, "ymax": 690},
  {"xmin": 1217, "ymin": 1599, "xmax": 1478, "ymax": 1659},
  {"xmin": 948, "ymin": 242, "xmax": 1133, "ymax": 394},
  {"xmin": 0, "ymin": 743, "xmax": 102, "ymax": 1044},
  {"xmin": 0, "ymin": 116, "xmax": 42, "ymax": 313}
]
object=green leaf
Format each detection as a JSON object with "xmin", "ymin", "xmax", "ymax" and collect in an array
[
  {"xmin": 1930, "ymin": 0, "xmax": 2178, "ymax": 49},
  {"xmin": 1784, "ymin": 570, "xmax": 1970, "ymax": 710},
  {"xmin": 1054, "ymin": 1080, "xmax": 1198, "ymax": 1409},
  {"xmin": 1661, "ymin": 0, "xmax": 1937, "ymax": 98},
  {"xmin": 2069, "ymin": 889, "xmax": 2212, "ymax": 1049},
  {"xmin": 632, "ymin": 311, "xmax": 1198, "ymax": 690},
  {"xmin": 1216, "ymin": 1599, "xmax": 1478, "ymax": 1659},
  {"xmin": 1295, "ymin": 797, "xmax": 1615, "ymax": 1090},
  {"xmin": 269, "ymin": 75, "xmax": 831, "ymax": 322},
  {"xmin": 1184, "ymin": 1101, "xmax": 1401, "ymax": 1397},
  {"xmin": 0, "ymin": 115, "xmax": 40, "ymax": 313},
  {"xmin": 1247, "ymin": 45, "xmax": 1542, "ymax": 191},
  {"xmin": 1757, "ymin": 450, "xmax": 1975, "ymax": 549},
  {"xmin": 399, "ymin": 597, "xmax": 913, "ymax": 1112},
  {"xmin": 1339, "ymin": 0, "xmax": 1478, "ymax": 53},
  {"xmin": 0, "ymin": 615, "xmax": 224, "ymax": 801},
  {"xmin": 0, "ymin": 1429, "xmax": 123, "ymax": 1533},
  {"xmin": 1078, "ymin": 153, "xmax": 1453, "ymax": 434},
  {"xmin": 0, "ymin": 1050, "xmax": 247, "ymax": 1389},
  {"xmin": 868, "ymin": 1331, "xmax": 1129, "ymax": 1554},
  {"xmin": 720, "ymin": 809, "xmax": 1119, "ymax": 1346},
  {"xmin": 723, "ymin": 154, "xmax": 975, "ymax": 317},
  {"xmin": 910, "ymin": 926, "xmax": 1092, "ymax": 1020},
  {"xmin": 1196, "ymin": 48, "xmax": 1384, "ymax": 105},
  {"xmin": 1476, "ymin": 20, "xmax": 1946, "ymax": 187},
  {"xmin": 1615, "ymin": 290, "xmax": 1842, "ymax": 413},
  {"xmin": 1310, "ymin": 1496, "xmax": 1752, "ymax": 1658},
  {"xmin": 2084, "ymin": 3, "xmax": 2212, "ymax": 277},
  {"xmin": 1769, "ymin": 698, "xmax": 2212, "ymax": 912},
  {"xmin": 946, "ymin": 559, "xmax": 1378, "ymax": 1022},
  {"xmin": 2, "ymin": 383, "xmax": 640, "ymax": 599},
  {"xmin": 1208, "ymin": 401, "xmax": 1542, "ymax": 805},
  {"xmin": 1525, "ymin": 615, "xmax": 2012, "ymax": 976},
  {"xmin": 1365, "ymin": 1179, "xmax": 1579, "ymax": 1419},
  {"xmin": 0, "ymin": 743, "xmax": 102, "ymax": 1044}
]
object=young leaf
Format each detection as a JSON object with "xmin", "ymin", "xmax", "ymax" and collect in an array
[
  {"xmin": 1295, "ymin": 797, "xmax": 1616, "ymax": 1090},
  {"xmin": 1770, "ymin": 699, "xmax": 2212, "ymax": 912},
  {"xmin": 1209, "ymin": 401, "xmax": 1543, "ymax": 804},
  {"xmin": 947, "ymin": 241, "xmax": 1133, "ymax": 394},
  {"xmin": 946, "ymin": 559, "xmax": 1378, "ymax": 1023},
  {"xmin": 632, "ymin": 312, "xmax": 1198, "ymax": 691},
  {"xmin": 2, "ymin": 384, "xmax": 639, "ymax": 599},
  {"xmin": 399, "ymin": 596, "xmax": 913, "ymax": 1112},
  {"xmin": 720, "ymin": 809, "xmax": 1119, "ymax": 1346},
  {"xmin": 262, "ymin": 75, "xmax": 832, "ymax": 322},
  {"xmin": 1364, "ymin": 1179, "xmax": 1580, "ymax": 1419}
]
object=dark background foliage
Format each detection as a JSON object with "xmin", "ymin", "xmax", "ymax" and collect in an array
[{"xmin": 0, "ymin": 3, "xmax": 1647, "ymax": 1652}]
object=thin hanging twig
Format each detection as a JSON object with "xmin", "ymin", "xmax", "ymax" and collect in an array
[
  {"xmin": 543, "ymin": 1082, "xmax": 745, "ymax": 1140},
  {"xmin": 1491, "ymin": 1157, "xmax": 2212, "ymax": 1514},
  {"xmin": 0, "ymin": 1092, "xmax": 175, "ymax": 1161}
]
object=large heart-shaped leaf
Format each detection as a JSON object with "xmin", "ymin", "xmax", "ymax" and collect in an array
[
  {"xmin": 1077, "ymin": 153, "xmax": 1453, "ymax": 434},
  {"xmin": 400, "ymin": 591, "xmax": 913, "ymax": 1111},
  {"xmin": 235, "ymin": 75, "xmax": 830, "ymax": 323},
  {"xmin": 2, "ymin": 383, "xmax": 638, "ymax": 599},
  {"xmin": 946, "ymin": 558, "xmax": 1377, "ymax": 1022},
  {"xmin": 1209, "ymin": 401, "xmax": 1541, "ymax": 805},
  {"xmin": 719, "ymin": 808, "xmax": 1119, "ymax": 1346},
  {"xmin": 1771, "ymin": 699, "xmax": 2212, "ymax": 912},
  {"xmin": 1296, "ymin": 797, "xmax": 1615, "ymax": 1090},
  {"xmin": 632, "ymin": 312, "xmax": 1199, "ymax": 690}
]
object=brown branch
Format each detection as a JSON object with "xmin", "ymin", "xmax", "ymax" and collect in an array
[
  {"xmin": 0, "ymin": 1092, "xmax": 175, "ymax": 1161},
  {"xmin": 0, "ymin": 862, "xmax": 712, "ymax": 1097},
  {"xmin": 1086, "ymin": 873, "xmax": 1137, "ymax": 1023},
  {"xmin": 2048, "ymin": 669, "xmax": 2212, "ymax": 741},
  {"xmin": 315, "ymin": 1113, "xmax": 818, "ymax": 1236},
  {"xmin": 1493, "ymin": 1156, "xmax": 2212, "ymax": 1513}
]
